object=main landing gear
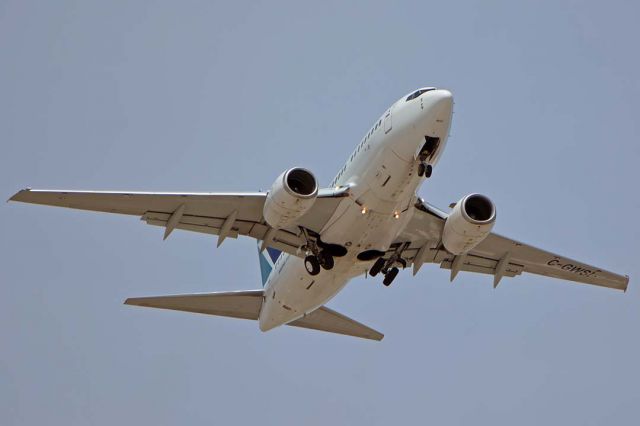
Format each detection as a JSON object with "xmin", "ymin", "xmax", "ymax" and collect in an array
[
  {"xmin": 304, "ymin": 255, "xmax": 321, "ymax": 275},
  {"xmin": 304, "ymin": 250, "xmax": 336, "ymax": 276},
  {"xmin": 383, "ymin": 267, "xmax": 399, "ymax": 286},
  {"xmin": 301, "ymin": 228, "xmax": 343, "ymax": 276},
  {"xmin": 369, "ymin": 257, "xmax": 404, "ymax": 286},
  {"xmin": 368, "ymin": 243, "xmax": 409, "ymax": 286},
  {"xmin": 304, "ymin": 250, "xmax": 335, "ymax": 275}
]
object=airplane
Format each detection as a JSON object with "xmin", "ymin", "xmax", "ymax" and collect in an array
[{"xmin": 9, "ymin": 87, "xmax": 630, "ymax": 341}]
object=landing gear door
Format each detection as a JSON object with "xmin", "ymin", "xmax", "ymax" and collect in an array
[{"xmin": 384, "ymin": 109, "xmax": 392, "ymax": 134}]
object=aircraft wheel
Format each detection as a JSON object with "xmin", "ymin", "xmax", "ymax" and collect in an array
[
  {"xmin": 383, "ymin": 267, "xmax": 399, "ymax": 286},
  {"xmin": 319, "ymin": 251, "xmax": 334, "ymax": 270},
  {"xmin": 425, "ymin": 164, "xmax": 433, "ymax": 178},
  {"xmin": 304, "ymin": 255, "xmax": 321, "ymax": 276},
  {"xmin": 417, "ymin": 162, "xmax": 426, "ymax": 177},
  {"xmin": 369, "ymin": 257, "xmax": 386, "ymax": 277}
]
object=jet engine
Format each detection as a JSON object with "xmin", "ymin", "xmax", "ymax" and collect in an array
[
  {"xmin": 263, "ymin": 167, "xmax": 319, "ymax": 229},
  {"xmin": 442, "ymin": 193, "xmax": 496, "ymax": 255}
]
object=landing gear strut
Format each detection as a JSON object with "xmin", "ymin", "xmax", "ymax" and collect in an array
[{"xmin": 417, "ymin": 135, "xmax": 438, "ymax": 178}]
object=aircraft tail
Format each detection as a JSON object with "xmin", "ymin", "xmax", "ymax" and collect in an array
[
  {"xmin": 257, "ymin": 241, "xmax": 282, "ymax": 286},
  {"xmin": 125, "ymin": 290, "xmax": 384, "ymax": 341}
]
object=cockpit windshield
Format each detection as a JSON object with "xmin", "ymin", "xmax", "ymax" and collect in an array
[{"xmin": 406, "ymin": 88, "xmax": 436, "ymax": 101}]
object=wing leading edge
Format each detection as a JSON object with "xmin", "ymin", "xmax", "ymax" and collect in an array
[{"xmin": 9, "ymin": 188, "xmax": 348, "ymax": 257}]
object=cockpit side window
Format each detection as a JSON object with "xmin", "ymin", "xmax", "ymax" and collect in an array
[{"xmin": 406, "ymin": 88, "xmax": 435, "ymax": 101}]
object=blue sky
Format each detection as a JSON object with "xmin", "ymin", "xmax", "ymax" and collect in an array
[{"xmin": 1, "ymin": 1, "xmax": 639, "ymax": 425}]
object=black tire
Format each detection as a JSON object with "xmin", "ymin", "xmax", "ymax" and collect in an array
[
  {"xmin": 304, "ymin": 255, "xmax": 321, "ymax": 276},
  {"xmin": 383, "ymin": 267, "xmax": 399, "ymax": 286},
  {"xmin": 424, "ymin": 164, "xmax": 433, "ymax": 178},
  {"xmin": 417, "ymin": 162, "xmax": 426, "ymax": 177},
  {"xmin": 319, "ymin": 251, "xmax": 334, "ymax": 270},
  {"xmin": 369, "ymin": 257, "xmax": 386, "ymax": 277}
]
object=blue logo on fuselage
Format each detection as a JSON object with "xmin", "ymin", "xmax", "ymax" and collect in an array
[{"xmin": 257, "ymin": 242, "xmax": 282, "ymax": 286}]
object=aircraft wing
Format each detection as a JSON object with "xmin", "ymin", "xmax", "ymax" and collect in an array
[
  {"xmin": 9, "ymin": 188, "xmax": 348, "ymax": 256},
  {"xmin": 395, "ymin": 200, "xmax": 629, "ymax": 291},
  {"xmin": 125, "ymin": 290, "xmax": 383, "ymax": 341}
]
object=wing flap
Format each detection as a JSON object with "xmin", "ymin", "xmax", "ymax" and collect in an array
[
  {"xmin": 141, "ymin": 211, "xmax": 305, "ymax": 256},
  {"xmin": 439, "ymin": 257, "xmax": 523, "ymax": 278},
  {"xmin": 9, "ymin": 188, "xmax": 348, "ymax": 255}
]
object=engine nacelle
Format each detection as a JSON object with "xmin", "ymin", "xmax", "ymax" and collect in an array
[
  {"xmin": 442, "ymin": 193, "xmax": 496, "ymax": 255},
  {"xmin": 263, "ymin": 167, "xmax": 318, "ymax": 229}
]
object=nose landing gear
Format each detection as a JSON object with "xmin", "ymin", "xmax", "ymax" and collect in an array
[
  {"xmin": 417, "ymin": 162, "xmax": 433, "ymax": 178},
  {"xmin": 417, "ymin": 135, "xmax": 439, "ymax": 178}
]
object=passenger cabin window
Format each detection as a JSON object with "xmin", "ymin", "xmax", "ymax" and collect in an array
[{"xmin": 406, "ymin": 88, "xmax": 435, "ymax": 101}]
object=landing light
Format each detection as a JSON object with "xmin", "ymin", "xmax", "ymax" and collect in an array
[
  {"xmin": 361, "ymin": 207, "xmax": 367, "ymax": 215},
  {"xmin": 393, "ymin": 212, "xmax": 400, "ymax": 219}
]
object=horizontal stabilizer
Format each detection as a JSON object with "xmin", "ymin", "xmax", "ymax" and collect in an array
[
  {"xmin": 125, "ymin": 290, "xmax": 383, "ymax": 341},
  {"xmin": 125, "ymin": 290, "xmax": 264, "ymax": 320},
  {"xmin": 289, "ymin": 306, "xmax": 384, "ymax": 341}
]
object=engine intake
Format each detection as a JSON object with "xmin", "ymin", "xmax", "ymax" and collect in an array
[
  {"xmin": 442, "ymin": 193, "xmax": 496, "ymax": 255},
  {"xmin": 263, "ymin": 168, "xmax": 318, "ymax": 229},
  {"xmin": 284, "ymin": 168, "xmax": 317, "ymax": 197}
]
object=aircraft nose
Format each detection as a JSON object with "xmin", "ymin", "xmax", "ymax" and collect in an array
[
  {"xmin": 431, "ymin": 89, "xmax": 453, "ymax": 111},
  {"xmin": 423, "ymin": 89, "xmax": 453, "ymax": 124}
]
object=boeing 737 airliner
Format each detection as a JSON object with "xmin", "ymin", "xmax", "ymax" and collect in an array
[{"xmin": 9, "ymin": 87, "xmax": 629, "ymax": 340}]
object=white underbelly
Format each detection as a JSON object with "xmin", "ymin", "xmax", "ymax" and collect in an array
[
  {"xmin": 259, "ymin": 145, "xmax": 422, "ymax": 330},
  {"xmin": 259, "ymin": 192, "xmax": 415, "ymax": 330},
  {"xmin": 321, "ymin": 157, "xmax": 419, "ymax": 252},
  {"xmin": 259, "ymin": 255, "xmax": 354, "ymax": 330}
]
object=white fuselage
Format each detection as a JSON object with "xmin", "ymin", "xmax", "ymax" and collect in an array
[{"xmin": 259, "ymin": 88, "xmax": 454, "ymax": 331}]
